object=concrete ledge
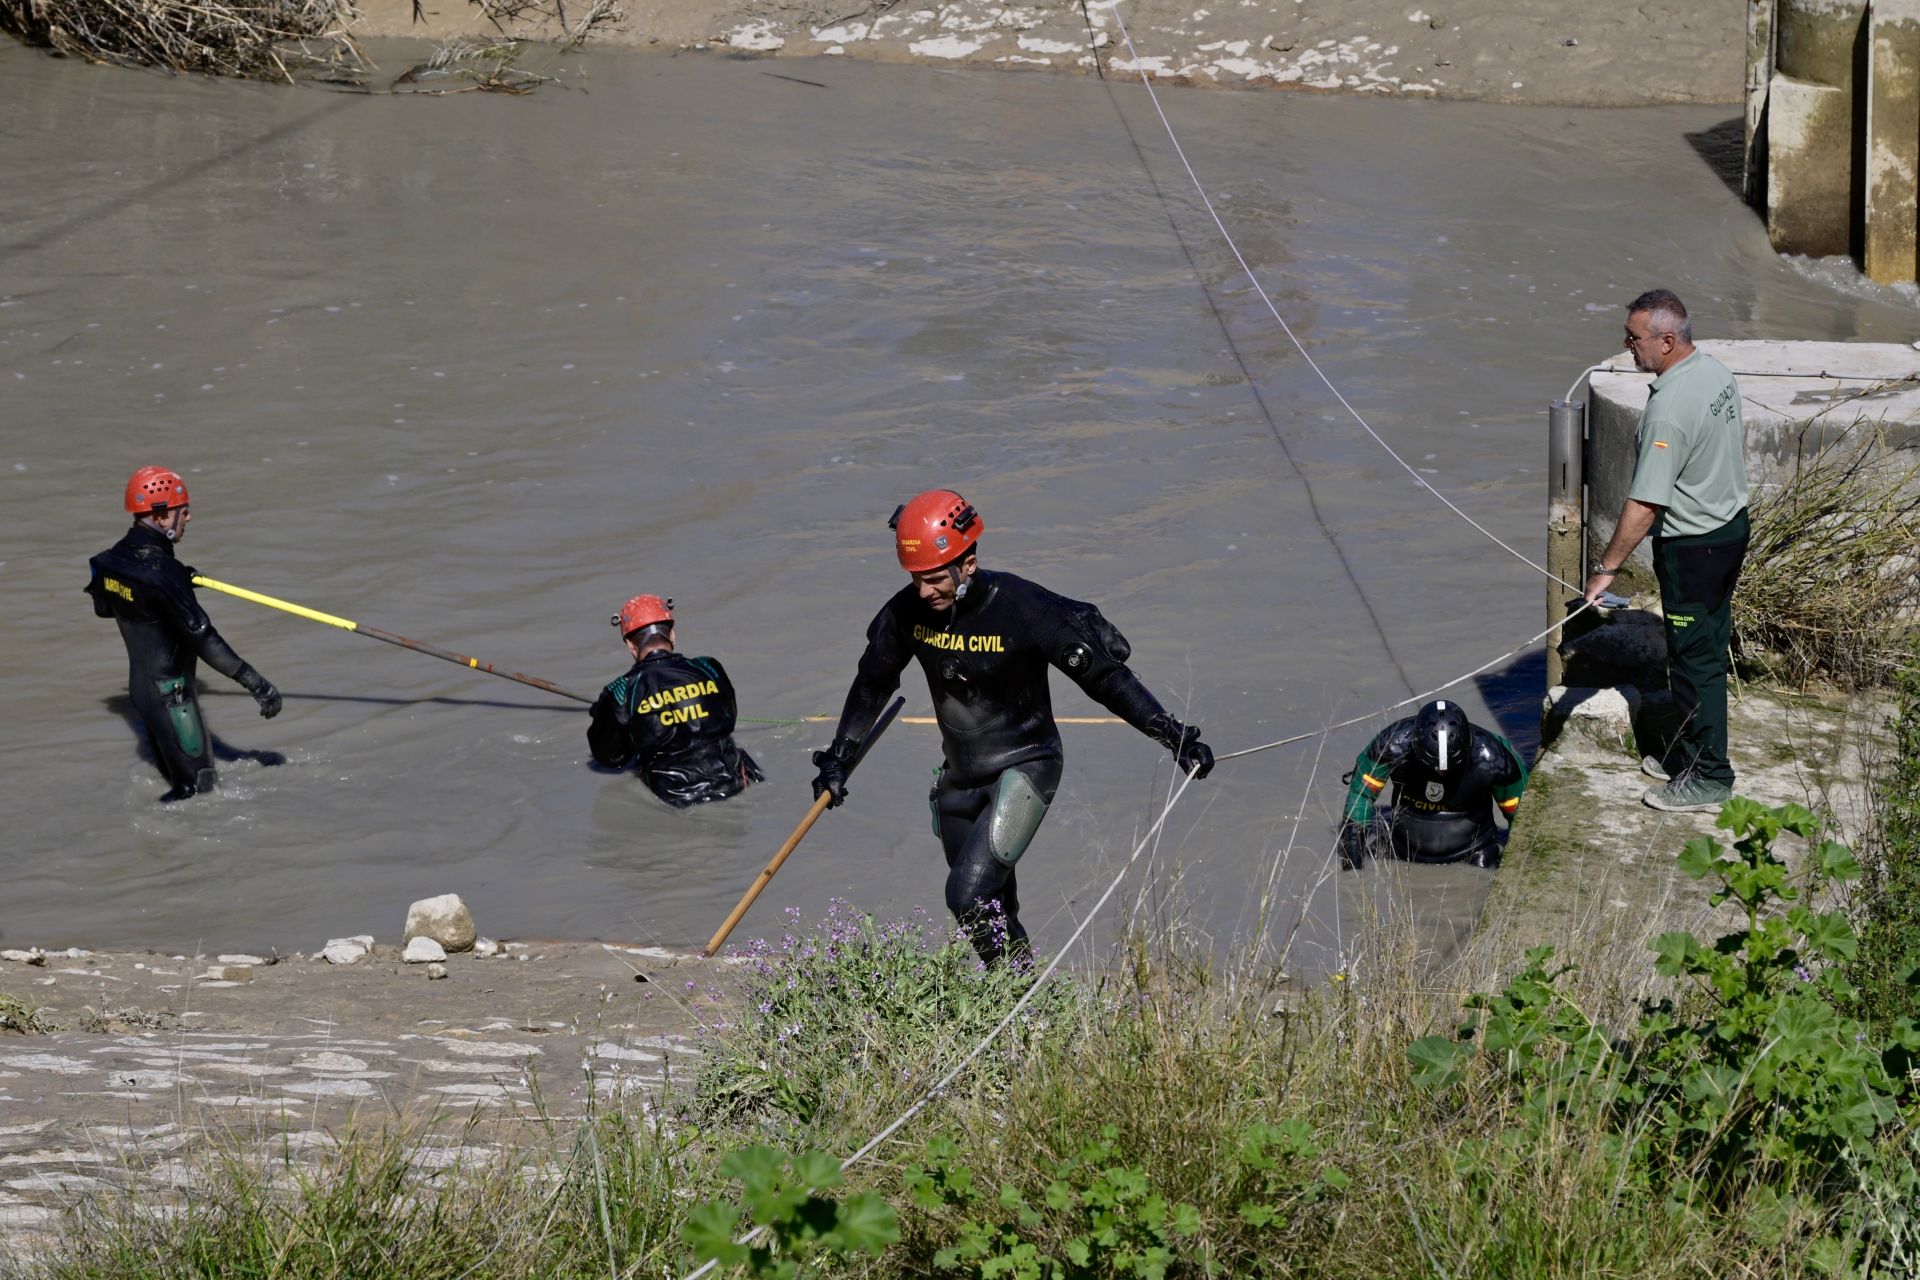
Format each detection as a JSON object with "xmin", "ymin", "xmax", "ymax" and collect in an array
[{"xmin": 1583, "ymin": 340, "xmax": 1920, "ymax": 563}]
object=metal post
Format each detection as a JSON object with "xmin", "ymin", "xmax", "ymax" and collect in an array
[{"xmin": 1545, "ymin": 398, "xmax": 1586, "ymax": 689}]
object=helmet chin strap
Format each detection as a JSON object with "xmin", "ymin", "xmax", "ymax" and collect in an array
[{"xmin": 949, "ymin": 562, "xmax": 971, "ymax": 603}]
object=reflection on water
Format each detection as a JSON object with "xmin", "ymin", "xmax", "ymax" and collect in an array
[{"xmin": 2, "ymin": 44, "xmax": 1915, "ymax": 971}]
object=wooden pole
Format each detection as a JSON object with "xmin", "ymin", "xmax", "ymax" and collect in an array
[{"xmin": 702, "ymin": 696, "xmax": 906, "ymax": 957}]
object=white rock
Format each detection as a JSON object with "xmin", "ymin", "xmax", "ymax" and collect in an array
[
  {"xmin": 1544, "ymin": 685, "xmax": 1642, "ymax": 750},
  {"xmin": 322, "ymin": 941, "xmax": 368, "ymax": 966},
  {"xmin": 471, "ymin": 938, "xmax": 500, "ymax": 958},
  {"xmin": 402, "ymin": 937, "xmax": 447, "ymax": 964},
  {"xmin": 404, "ymin": 895, "xmax": 476, "ymax": 954},
  {"xmin": 217, "ymin": 954, "xmax": 267, "ymax": 966},
  {"xmin": 425, "ymin": 963, "xmax": 448, "ymax": 980},
  {"xmin": 198, "ymin": 966, "xmax": 252, "ymax": 983},
  {"xmin": 0, "ymin": 950, "xmax": 43, "ymax": 965}
]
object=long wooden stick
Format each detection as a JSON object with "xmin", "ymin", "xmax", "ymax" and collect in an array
[
  {"xmin": 192, "ymin": 575, "xmax": 596, "ymax": 704},
  {"xmin": 703, "ymin": 696, "xmax": 905, "ymax": 956}
]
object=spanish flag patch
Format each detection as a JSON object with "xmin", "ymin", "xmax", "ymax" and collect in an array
[{"xmin": 1653, "ymin": 440, "xmax": 1669, "ymax": 449}]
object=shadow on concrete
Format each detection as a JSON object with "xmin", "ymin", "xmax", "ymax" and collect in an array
[{"xmin": 1684, "ymin": 116, "xmax": 1747, "ymax": 202}]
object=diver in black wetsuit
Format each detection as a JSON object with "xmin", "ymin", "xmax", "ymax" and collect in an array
[
  {"xmin": 85, "ymin": 467, "xmax": 283, "ymax": 802},
  {"xmin": 587, "ymin": 593, "xmax": 764, "ymax": 808},
  {"xmin": 1337, "ymin": 699, "xmax": 1528, "ymax": 870},
  {"xmin": 811, "ymin": 490, "xmax": 1215, "ymax": 963}
]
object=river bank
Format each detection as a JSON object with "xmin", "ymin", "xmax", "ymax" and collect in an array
[{"xmin": 356, "ymin": 0, "xmax": 1746, "ymax": 107}]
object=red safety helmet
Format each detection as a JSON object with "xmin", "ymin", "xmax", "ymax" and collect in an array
[
  {"xmin": 890, "ymin": 489, "xmax": 982, "ymax": 573},
  {"xmin": 612, "ymin": 594, "xmax": 674, "ymax": 638},
  {"xmin": 125, "ymin": 466, "xmax": 190, "ymax": 515}
]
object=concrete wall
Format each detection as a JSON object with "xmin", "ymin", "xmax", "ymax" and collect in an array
[
  {"xmin": 1755, "ymin": 0, "xmax": 1920, "ymax": 282},
  {"xmin": 1582, "ymin": 340, "xmax": 1920, "ymax": 565}
]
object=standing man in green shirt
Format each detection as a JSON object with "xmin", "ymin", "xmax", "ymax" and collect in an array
[{"xmin": 1583, "ymin": 288, "xmax": 1750, "ymax": 813}]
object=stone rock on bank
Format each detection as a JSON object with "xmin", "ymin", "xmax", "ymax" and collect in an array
[
  {"xmin": 321, "ymin": 935, "xmax": 375, "ymax": 965},
  {"xmin": 402, "ymin": 937, "xmax": 447, "ymax": 964},
  {"xmin": 404, "ymin": 894, "xmax": 476, "ymax": 954}
]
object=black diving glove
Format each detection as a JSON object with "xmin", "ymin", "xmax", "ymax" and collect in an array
[
  {"xmin": 1150, "ymin": 715, "xmax": 1214, "ymax": 779},
  {"xmin": 1338, "ymin": 822, "xmax": 1368, "ymax": 871},
  {"xmin": 810, "ymin": 736, "xmax": 859, "ymax": 808},
  {"xmin": 238, "ymin": 666, "xmax": 282, "ymax": 720}
]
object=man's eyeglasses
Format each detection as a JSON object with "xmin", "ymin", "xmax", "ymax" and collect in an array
[{"xmin": 1623, "ymin": 329, "xmax": 1671, "ymax": 349}]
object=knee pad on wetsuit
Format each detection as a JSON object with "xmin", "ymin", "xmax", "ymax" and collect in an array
[
  {"xmin": 986, "ymin": 769, "xmax": 1050, "ymax": 867},
  {"xmin": 157, "ymin": 676, "xmax": 208, "ymax": 760}
]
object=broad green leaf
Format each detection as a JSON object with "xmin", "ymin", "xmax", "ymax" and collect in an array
[
  {"xmin": 1815, "ymin": 840, "xmax": 1862, "ymax": 882},
  {"xmin": 682, "ymin": 1200, "xmax": 748, "ymax": 1266},
  {"xmin": 718, "ymin": 1145, "xmax": 783, "ymax": 1188},
  {"xmin": 1407, "ymin": 1034, "xmax": 1473, "ymax": 1090},
  {"xmin": 830, "ymin": 1190, "xmax": 900, "ymax": 1253},
  {"xmin": 1652, "ymin": 931, "xmax": 1698, "ymax": 977},
  {"xmin": 1676, "ymin": 836, "xmax": 1720, "ymax": 879},
  {"xmin": 1800, "ymin": 911, "xmax": 1859, "ymax": 962},
  {"xmin": 790, "ymin": 1149, "xmax": 842, "ymax": 1191}
]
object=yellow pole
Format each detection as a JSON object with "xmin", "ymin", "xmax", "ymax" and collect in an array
[{"xmin": 192, "ymin": 575, "xmax": 359, "ymax": 630}]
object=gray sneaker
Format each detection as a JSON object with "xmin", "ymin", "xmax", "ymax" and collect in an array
[
  {"xmin": 1640, "ymin": 755, "xmax": 1671, "ymax": 782},
  {"xmin": 1642, "ymin": 773, "xmax": 1732, "ymax": 813}
]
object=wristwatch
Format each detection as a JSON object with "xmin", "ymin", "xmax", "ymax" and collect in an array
[{"xmin": 1589, "ymin": 561, "xmax": 1619, "ymax": 576}]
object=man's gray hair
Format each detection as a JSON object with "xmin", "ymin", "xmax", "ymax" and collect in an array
[{"xmin": 1627, "ymin": 287, "xmax": 1693, "ymax": 343}]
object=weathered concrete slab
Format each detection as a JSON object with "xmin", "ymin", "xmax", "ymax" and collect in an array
[
  {"xmin": 1865, "ymin": 0, "xmax": 1920, "ymax": 283},
  {"xmin": 1767, "ymin": 73, "xmax": 1858, "ymax": 255},
  {"xmin": 1774, "ymin": 0, "xmax": 1867, "ymax": 84},
  {"xmin": 1583, "ymin": 340, "xmax": 1920, "ymax": 565}
]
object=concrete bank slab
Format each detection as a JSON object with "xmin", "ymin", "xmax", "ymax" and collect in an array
[
  {"xmin": 1465, "ymin": 683, "xmax": 1894, "ymax": 983},
  {"xmin": 1583, "ymin": 340, "xmax": 1920, "ymax": 564}
]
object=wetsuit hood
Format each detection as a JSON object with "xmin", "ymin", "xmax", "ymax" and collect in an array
[{"xmin": 123, "ymin": 521, "xmax": 178, "ymax": 557}]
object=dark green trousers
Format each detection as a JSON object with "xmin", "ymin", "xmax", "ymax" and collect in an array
[{"xmin": 1653, "ymin": 508, "xmax": 1749, "ymax": 786}]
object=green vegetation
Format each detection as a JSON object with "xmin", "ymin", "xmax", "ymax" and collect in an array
[
  {"xmin": 16, "ymin": 674, "xmax": 1920, "ymax": 1279},
  {"xmin": 1734, "ymin": 434, "xmax": 1920, "ymax": 689},
  {"xmin": 0, "ymin": 990, "xmax": 55, "ymax": 1034},
  {"xmin": 1851, "ymin": 653, "xmax": 1920, "ymax": 1034}
]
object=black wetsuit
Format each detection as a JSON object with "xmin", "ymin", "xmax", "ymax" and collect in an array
[
  {"xmin": 828, "ymin": 570, "xmax": 1197, "ymax": 960},
  {"xmin": 587, "ymin": 650, "xmax": 763, "ymax": 808},
  {"xmin": 1342, "ymin": 718, "xmax": 1528, "ymax": 867},
  {"xmin": 85, "ymin": 523, "xmax": 277, "ymax": 799}
]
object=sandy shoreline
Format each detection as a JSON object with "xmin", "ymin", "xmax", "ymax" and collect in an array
[{"xmin": 354, "ymin": 0, "xmax": 1748, "ymax": 108}]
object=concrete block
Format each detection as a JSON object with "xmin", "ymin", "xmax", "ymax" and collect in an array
[
  {"xmin": 1865, "ymin": 0, "xmax": 1920, "ymax": 284},
  {"xmin": 1775, "ymin": 0, "xmax": 1867, "ymax": 85},
  {"xmin": 1583, "ymin": 341, "xmax": 1920, "ymax": 561},
  {"xmin": 1767, "ymin": 73, "xmax": 1857, "ymax": 256}
]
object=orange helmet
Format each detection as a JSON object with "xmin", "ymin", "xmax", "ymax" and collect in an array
[
  {"xmin": 890, "ymin": 489, "xmax": 982, "ymax": 573},
  {"xmin": 125, "ymin": 466, "xmax": 189, "ymax": 515},
  {"xmin": 613, "ymin": 594, "xmax": 674, "ymax": 638}
]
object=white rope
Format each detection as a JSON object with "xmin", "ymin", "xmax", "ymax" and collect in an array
[
  {"xmin": 1216, "ymin": 602, "xmax": 1594, "ymax": 762},
  {"xmin": 673, "ymin": 599, "xmax": 1596, "ymax": 1279},
  {"xmin": 1102, "ymin": 4, "xmax": 1574, "ymax": 591},
  {"xmin": 679, "ymin": 15, "xmax": 1637, "ymax": 1273}
]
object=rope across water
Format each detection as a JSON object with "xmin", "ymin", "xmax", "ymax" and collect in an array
[{"xmin": 677, "ymin": 10, "xmax": 1613, "ymax": 1274}]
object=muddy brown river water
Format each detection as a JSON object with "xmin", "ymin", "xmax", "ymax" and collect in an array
[{"xmin": 3, "ymin": 45, "xmax": 1916, "ymax": 973}]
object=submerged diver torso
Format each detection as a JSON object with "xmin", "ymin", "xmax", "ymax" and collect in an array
[
  {"xmin": 588, "ymin": 650, "xmax": 762, "ymax": 808},
  {"xmin": 1342, "ymin": 712, "xmax": 1527, "ymax": 867}
]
